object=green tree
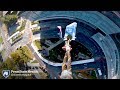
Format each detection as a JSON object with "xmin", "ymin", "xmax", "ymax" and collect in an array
[
  {"xmin": 0, "ymin": 15, "xmax": 18, "ymax": 26},
  {"xmin": 0, "ymin": 46, "xmax": 34, "ymax": 79},
  {"xmin": 5, "ymin": 57, "xmax": 17, "ymax": 70},
  {"xmin": 0, "ymin": 57, "xmax": 17, "ymax": 79},
  {"xmin": 11, "ymin": 51, "xmax": 20, "ymax": 65}
]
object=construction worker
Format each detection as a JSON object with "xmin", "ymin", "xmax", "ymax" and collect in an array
[
  {"xmin": 62, "ymin": 35, "xmax": 72, "ymax": 52},
  {"xmin": 60, "ymin": 35, "xmax": 73, "ymax": 79},
  {"xmin": 60, "ymin": 51, "xmax": 73, "ymax": 79}
]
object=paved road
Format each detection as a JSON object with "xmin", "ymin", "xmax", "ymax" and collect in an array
[
  {"xmin": 11, "ymin": 19, "xmax": 33, "ymax": 52},
  {"xmin": 0, "ymin": 23, "xmax": 12, "ymax": 61},
  {"xmin": 27, "ymin": 43, "xmax": 45, "ymax": 68},
  {"xmin": 0, "ymin": 19, "xmax": 33, "ymax": 60}
]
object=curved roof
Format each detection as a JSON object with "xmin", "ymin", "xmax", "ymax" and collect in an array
[{"xmin": 20, "ymin": 11, "xmax": 120, "ymax": 79}]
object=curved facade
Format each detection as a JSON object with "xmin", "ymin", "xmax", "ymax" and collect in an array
[{"xmin": 21, "ymin": 11, "xmax": 120, "ymax": 79}]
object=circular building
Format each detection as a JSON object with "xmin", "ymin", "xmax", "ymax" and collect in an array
[{"xmin": 20, "ymin": 11, "xmax": 120, "ymax": 79}]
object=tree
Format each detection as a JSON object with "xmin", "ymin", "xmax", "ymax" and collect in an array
[
  {"xmin": 0, "ymin": 46, "xmax": 35, "ymax": 79},
  {"xmin": 0, "ymin": 57, "xmax": 17, "ymax": 79},
  {"xmin": 5, "ymin": 57, "xmax": 17, "ymax": 70},
  {"xmin": 11, "ymin": 52, "xmax": 20, "ymax": 65},
  {"xmin": 0, "ymin": 15, "xmax": 18, "ymax": 26}
]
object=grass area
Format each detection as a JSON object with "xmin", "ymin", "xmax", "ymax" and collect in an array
[
  {"xmin": 0, "ymin": 36, "xmax": 3, "ymax": 44},
  {"xmin": 31, "ymin": 21, "xmax": 39, "ymax": 25},
  {"xmin": 21, "ymin": 46, "xmax": 34, "ymax": 60},
  {"xmin": 49, "ymin": 50, "xmax": 58, "ymax": 62},
  {"xmin": 0, "ymin": 46, "xmax": 35, "ymax": 79},
  {"xmin": 34, "ymin": 40, "xmax": 42, "ymax": 50},
  {"xmin": 0, "ymin": 15, "xmax": 18, "ymax": 26},
  {"xmin": 31, "ymin": 21, "xmax": 40, "ymax": 34},
  {"xmin": 12, "ymin": 34, "xmax": 23, "ymax": 43},
  {"xmin": 0, "ymin": 49, "xmax": 5, "ymax": 57},
  {"xmin": 31, "ymin": 60, "xmax": 39, "ymax": 63},
  {"xmin": 32, "ymin": 28, "xmax": 40, "ymax": 34},
  {"xmin": 11, "ymin": 46, "xmax": 34, "ymax": 63},
  {"xmin": 17, "ymin": 20, "xmax": 26, "ymax": 32}
]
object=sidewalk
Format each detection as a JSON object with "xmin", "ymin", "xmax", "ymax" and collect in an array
[{"xmin": 31, "ymin": 42, "xmax": 46, "ymax": 68}]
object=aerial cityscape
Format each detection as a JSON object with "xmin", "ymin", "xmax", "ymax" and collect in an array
[{"xmin": 0, "ymin": 11, "xmax": 120, "ymax": 79}]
